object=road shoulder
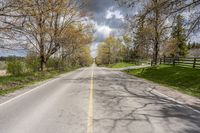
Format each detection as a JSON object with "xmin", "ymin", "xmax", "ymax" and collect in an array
[
  {"xmin": 0, "ymin": 69, "xmax": 80, "ymax": 104},
  {"xmin": 118, "ymin": 70, "xmax": 200, "ymax": 111}
]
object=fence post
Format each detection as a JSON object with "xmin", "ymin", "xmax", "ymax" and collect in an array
[
  {"xmin": 164, "ymin": 56, "xmax": 166, "ymax": 64},
  {"xmin": 173, "ymin": 58, "xmax": 176, "ymax": 66},
  {"xmin": 193, "ymin": 58, "xmax": 196, "ymax": 68}
]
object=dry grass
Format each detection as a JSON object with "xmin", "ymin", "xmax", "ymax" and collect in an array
[{"xmin": 0, "ymin": 70, "xmax": 7, "ymax": 76}]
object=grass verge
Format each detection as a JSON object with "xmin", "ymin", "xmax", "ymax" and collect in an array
[
  {"xmin": 125, "ymin": 65, "xmax": 200, "ymax": 98},
  {"xmin": 0, "ymin": 67, "xmax": 77, "ymax": 96},
  {"xmin": 107, "ymin": 62, "xmax": 136, "ymax": 68}
]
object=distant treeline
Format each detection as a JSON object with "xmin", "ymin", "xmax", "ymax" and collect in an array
[
  {"xmin": 188, "ymin": 42, "xmax": 200, "ymax": 49},
  {"xmin": 0, "ymin": 56, "xmax": 25, "ymax": 61}
]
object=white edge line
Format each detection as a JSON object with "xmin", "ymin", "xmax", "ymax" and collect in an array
[
  {"xmin": 148, "ymin": 87, "xmax": 200, "ymax": 114},
  {"xmin": 108, "ymin": 69, "xmax": 200, "ymax": 114},
  {"xmin": 0, "ymin": 71, "xmax": 76, "ymax": 107}
]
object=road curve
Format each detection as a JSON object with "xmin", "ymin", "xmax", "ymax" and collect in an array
[{"xmin": 0, "ymin": 65, "xmax": 200, "ymax": 133}]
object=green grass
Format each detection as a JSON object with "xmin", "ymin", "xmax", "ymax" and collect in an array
[
  {"xmin": 0, "ymin": 68, "xmax": 76, "ymax": 96},
  {"xmin": 125, "ymin": 65, "xmax": 200, "ymax": 98},
  {"xmin": 107, "ymin": 62, "xmax": 136, "ymax": 68}
]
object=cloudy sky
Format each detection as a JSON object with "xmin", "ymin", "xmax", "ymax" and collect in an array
[
  {"xmin": 1, "ymin": 0, "xmax": 199, "ymax": 57},
  {"xmin": 0, "ymin": 0, "xmax": 130, "ymax": 57},
  {"xmin": 86, "ymin": 0, "xmax": 200, "ymax": 57},
  {"xmin": 0, "ymin": 49, "xmax": 26, "ymax": 57},
  {"xmin": 86, "ymin": 0, "xmax": 134, "ymax": 57}
]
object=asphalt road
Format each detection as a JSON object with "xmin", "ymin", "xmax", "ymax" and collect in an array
[{"xmin": 0, "ymin": 65, "xmax": 200, "ymax": 133}]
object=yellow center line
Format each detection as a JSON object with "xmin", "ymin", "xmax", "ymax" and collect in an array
[{"xmin": 87, "ymin": 67, "xmax": 94, "ymax": 133}]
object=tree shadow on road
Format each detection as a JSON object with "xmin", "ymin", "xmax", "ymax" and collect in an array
[{"xmin": 93, "ymin": 70, "xmax": 200, "ymax": 133}]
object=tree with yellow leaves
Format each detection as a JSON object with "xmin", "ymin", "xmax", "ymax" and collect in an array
[
  {"xmin": 96, "ymin": 36, "xmax": 126, "ymax": 65},
  {"xmin": 0, "ymin": 0, "xmax": 91, "ymax": 71}
]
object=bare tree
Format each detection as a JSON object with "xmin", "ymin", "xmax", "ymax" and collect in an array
[
  {"xmin": 0, "ymin": 0, "xmax": 90, "ymax": 71},
  {"xmin": 121, "ymin": 0, "xmax": 175, "ymax": 64},
  {"xmin": 118, "ymin": 0, "xmax": 200, "ymax": 64}
]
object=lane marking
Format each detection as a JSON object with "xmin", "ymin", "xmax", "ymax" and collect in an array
[
  {"xmin": 87, "ymin": 66, "xmax": 94, "ymax": 133},
  {"xmin": 0, "ymin": 69, "xmax": 81, "ymax": 107},
  {"xmin": 148, "ymin": 87, "xmax": 200, "ymax": 114},
  {"xmin": 0, "ymin": 78, "xmax": 59, "ymax": 107},
  {"xmin": 103, "ymin": 68, "xmax": 200, "ymax": 114}
]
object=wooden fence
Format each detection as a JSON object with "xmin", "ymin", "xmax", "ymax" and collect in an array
[{"xmin": 160, "ymin": 56, "xmax": 200, "ymax": 69}]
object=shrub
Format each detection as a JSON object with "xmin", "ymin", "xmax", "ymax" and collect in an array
[
  {"xmin": 0, "ymin": 61, "xmax": 6, "ymax": 70},
  {"xmin": 26, "ymin": 55, "xmax": 40, "ymax": 72},
  {"xmin": 46, "ymin": 58, "xmax": 58, "ymax": 70},
  {"xmin": 7, "ymin": 59, "xmax": 25, "ymax": 76}
]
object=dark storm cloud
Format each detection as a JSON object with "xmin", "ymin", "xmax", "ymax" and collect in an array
[
  {"xmin": 86, "ymin": 0, "xmax": 124, "ymax": 38},
  {"xmin": 86, "ymin": 0, "xmax": 123, "ymax": 26},
  {"xmin": 86, "ymin": 0, "xmax": 114, "ymax": 13},
  {"xmin": 86, "ymin": 0, "xmax": 136, "ymax": 37},
  {"xmin": 86, "ymin": 0, "xmax": 134, "ymax": 57}
]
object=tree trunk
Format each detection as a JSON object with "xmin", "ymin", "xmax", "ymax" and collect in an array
[
  {"xmin": 39, "ymin": 41, "xmax": 45, "ymax": 71},
  {"xmin": 40, "ymin": 55, "xmax": 45, "ymax": 71},
  {"xmin": 153, "ymin": 0, "xmax": 160, "ymax": 65},
  {"xmin": 153, "ymin": 42, "xmax": 159, "ymax": 65}
]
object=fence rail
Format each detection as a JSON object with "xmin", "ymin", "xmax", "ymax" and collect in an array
[{"xmin": 160, "ymin": 56, "xmax": 200, "ymax": 69}]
